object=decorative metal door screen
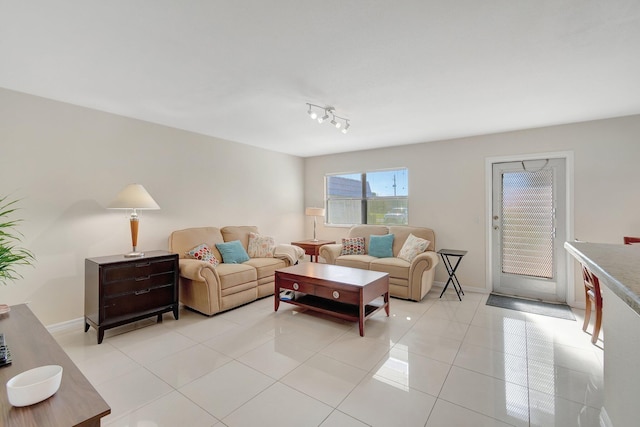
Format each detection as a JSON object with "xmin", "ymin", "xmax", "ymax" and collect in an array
[{"xmin": 501, "ymin": 168, "xmax": 554, "ymax": 279}]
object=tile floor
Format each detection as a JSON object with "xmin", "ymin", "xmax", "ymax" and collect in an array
[{"xmin": 52, "ymin": 290, "xmax": 604, "ymax": 427}]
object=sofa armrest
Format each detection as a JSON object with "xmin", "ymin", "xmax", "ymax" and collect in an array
[
  {"xmin": 179, "ymin": 258, "xmax": 220, "ymax": 284},
  {"xmin": 319, "ymin": 243, "xmax": 342, "ymax": 264},
  {"xmin": 407, "ymin": 250, "xmax": 440, "ymax": 301},
  {"xmin": 409, "ymin": 251, "xmax": 439, "ymax": 272}
]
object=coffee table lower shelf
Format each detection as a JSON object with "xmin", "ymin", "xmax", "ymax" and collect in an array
[{"xmin": 281, "ymin": 293, "xmax": 386, "ymax": 323}]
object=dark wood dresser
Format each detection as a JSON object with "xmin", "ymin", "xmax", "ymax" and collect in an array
[{"xmin": 84, "ymin": 250, "xmax": 179, "ymax": 344}]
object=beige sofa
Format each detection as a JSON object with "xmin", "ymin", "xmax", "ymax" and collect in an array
[
  {"xmin": 169, "ymin": 226, "xmax": 301, "ymax": 316},
  {"xmin": 319, "ymin": 225, "xmax": 439, "ymax": 301}
]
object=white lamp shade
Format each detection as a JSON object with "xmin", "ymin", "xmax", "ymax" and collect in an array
[
  {"xmin": 305, "ymin": 207, "xmax": 325, "ymax": 216},
  {"xmin": 108, "ymin": 184, "xmax": 160, "ymax": 210}
]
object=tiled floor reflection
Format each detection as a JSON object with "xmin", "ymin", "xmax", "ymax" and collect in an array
[{"xmin": 53, "ymin": 290, "xmax": 604, "ymax": 426}]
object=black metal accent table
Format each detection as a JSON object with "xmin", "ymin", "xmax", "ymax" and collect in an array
[{"xmin": 438, "ymin": 249, "xmax": 467, "ymax": 301}]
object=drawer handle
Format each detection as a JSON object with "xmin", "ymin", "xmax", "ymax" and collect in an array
[
  {"xmin": 134, "ymin": 288, "xmax": 151, "ymax": 295},
  {"xmin": 135, "ymin": 275, "xmax": 151, "ymax": 281},
  {"xmin": 293, "ymin": 283, "xmax": 299, "ymax": 290},
  {"xmin": 332, "ymin": 291, "xmax": 340, "ymax": 299},
  {"xmin": 135, "ymin": 262, "xmax": 151, "ymax": 268}
]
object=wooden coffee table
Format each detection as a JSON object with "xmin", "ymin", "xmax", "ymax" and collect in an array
[{"xmin": 275, "ymin": 263, "xmax": 389, "ymax": 336}]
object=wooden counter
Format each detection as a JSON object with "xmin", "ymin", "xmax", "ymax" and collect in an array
[{"xmin": 0, "ymin": 304, "xmax": 110, "ymax": 426}]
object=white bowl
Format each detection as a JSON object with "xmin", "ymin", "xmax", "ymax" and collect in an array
[{"xmin": 6, "ymin": 365, "xmax": 63, "ymax": 407}]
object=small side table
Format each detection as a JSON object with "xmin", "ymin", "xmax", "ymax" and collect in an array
[
  {"xmin": 438, "ymin": 249, "xmax": 467, "ymax": 301},
  {"xmin": 291, "ymin": 239, "xmax": 335, "ymax": 262}
]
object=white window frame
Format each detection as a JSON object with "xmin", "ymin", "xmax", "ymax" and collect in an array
[{"xmin": 325, "ymin": 168, "xmax": 409, "ymax": 226}]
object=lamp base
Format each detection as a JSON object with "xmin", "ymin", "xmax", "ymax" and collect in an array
[{"xmin": 124, "ymin": 251, "xmax": 145, "ymax": 258}]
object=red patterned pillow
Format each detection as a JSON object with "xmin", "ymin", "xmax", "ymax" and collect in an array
[
  {"xmin": 341, "ymin": 237, "xmax": 365, "ymax": 255},
  {"xmin": 185, "ymin": 243, "xmax": 220, "ymax": 267}
]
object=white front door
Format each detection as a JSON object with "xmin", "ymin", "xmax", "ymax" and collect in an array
[{"xmin": 491, "ymin": 158, "xmax": 567, "ymax": 302}]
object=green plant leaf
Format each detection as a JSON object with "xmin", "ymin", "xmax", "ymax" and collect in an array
[{"xmin": 0, "ymin": 195, "xmax": 35, "ymax": 285}]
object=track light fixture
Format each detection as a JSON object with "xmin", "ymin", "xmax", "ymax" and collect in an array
[
  {"xmin": 318, "ymin": 108, "xmax": 331, "ymax": 123},
  {"xmin": 307, "ymin": 104, "xmax": 317, "ymax": 120},
  {"xmin": 306, "ymin": 103, "xmax": 350, "ymax": 134}
]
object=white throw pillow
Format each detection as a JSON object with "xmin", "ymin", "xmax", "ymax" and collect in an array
[
  {"xmin": 398, "ymin": 233, "xmax": 430, "ymax": 262},
  {"xmin": 247, "ymin": 232, "xmax": 276, "ymax": 258}
]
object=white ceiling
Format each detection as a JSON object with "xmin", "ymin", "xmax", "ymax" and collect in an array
[{"xmin": 1, "ymin": 1, "xmax": 639, "ymax": 157}]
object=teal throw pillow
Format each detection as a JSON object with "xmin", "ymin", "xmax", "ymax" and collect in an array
[
  {"xmin": 215, "ymin": 240, "xmax": 250, "ymax": 264},
  {"xmin": 369, "ymin": 234, "xmax": 394, "ymax": 258}
]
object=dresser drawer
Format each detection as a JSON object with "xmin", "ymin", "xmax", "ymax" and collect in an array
[
  {"xmin": 103, "ymin": 258, "xmax": 175, "ymax": 283},
  {"xmin": 278, "ymin": 278, "xmax": 315, "ymax": 294},
  {"xmin": 103, "ymin": 271, "xmax": 175, "ymax": 296},
  {"xmin": 104, "ymin": 284, "xmax": 174, "ymax": 319},
  {"xmin": 315, "ymin": 286, "xmax": 360, "ymax": 304}
]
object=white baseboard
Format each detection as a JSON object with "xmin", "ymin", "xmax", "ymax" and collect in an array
[{"xmin": 46, "ymin": 317, "xmax": 84, "ymax": 334}]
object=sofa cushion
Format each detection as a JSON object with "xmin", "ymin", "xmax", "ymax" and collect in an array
[
  {"xmin": 398, "ymin": 233, "xmax": 430, "ymax": 262},
  {"xmin": 185, "ymin": 243, "xmax": 220, "ymax": 267},
  {"xmin": 336, "ymin": 254, "xmax": 377, "ymax": 270},
  {"xmin": 221, "ymin": 226, "xmax": 258, "ymax": 250},
  {"xmin": 369, "ymin": 234, "xmax": 394, "ymax": 258},
  {"xmin": 247, "ymin": 232, "xmax": 276, "ymax": 258},
  {"xmin": 389, "ymin": 226, "xmax": 436, "ymax": 253},
  {"xmin": 216, "ymin": 240, "xmax": 251, "ymax": 264},
  {"xmin": 215, "ymin": 263, "xmax": 257, "ymax": 290},
  {"xmin": 169, "ymin": 227, "xmax": 225, "ymax": 261},
  {"xmin": 347, "ymin": 225, "xmax": 389, "ymax": 253},
  {"xmin": 370, "ymin": 257, "xmax": 410, "ymax": 280},
  {"xmin": 245, "ymin": 257, "xmax": 287, "ymax": 280},
  {"xmin": 341, "ymin": 237, "xmax": 365, "ymax": 255}
]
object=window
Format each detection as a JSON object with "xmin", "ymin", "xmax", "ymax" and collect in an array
[{"xmin": 326, "ymin": 168, "xmax": 408, "ymax": 225}]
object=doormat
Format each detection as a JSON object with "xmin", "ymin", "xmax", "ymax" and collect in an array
[{"xmin": 486, "ymin": 294, "xmax": 575, "ymax": 321}]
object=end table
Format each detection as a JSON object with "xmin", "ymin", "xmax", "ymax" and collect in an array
[
  {"xmin": 291, "ymin": 239, "xmax": 335, "ymax": 262},
  {"xmin": 438, "ymin": 249, "xmax": 467, "ymax": 301}
]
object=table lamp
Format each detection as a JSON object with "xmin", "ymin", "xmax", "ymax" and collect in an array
[
  {"xmin": 305, "ymin": 207, "xmax": 325, "ymax": 241},
  {"xmin": 108, "ymin": 184, "xmax": 160, "ymax": 257}
]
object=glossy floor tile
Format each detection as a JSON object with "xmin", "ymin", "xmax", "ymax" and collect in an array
[{"xmin": 52, "ymin": 289, "xmax": 604, "ymax": 426}]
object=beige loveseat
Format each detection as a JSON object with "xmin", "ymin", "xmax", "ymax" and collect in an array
[
  {"xmin": 319, "ymin": 225, "xmax": 438, "ymax": 301},
  {"xmin": 169, "ymin": 226, "xmax": 302, "ymax": 316}
]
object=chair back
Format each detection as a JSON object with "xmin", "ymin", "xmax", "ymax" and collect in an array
[{"xmin": 582, "ymin": 264, "xmax": 602, "ymax": 300}]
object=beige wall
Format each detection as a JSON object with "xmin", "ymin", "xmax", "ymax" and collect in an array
[
  {"xmin": 0, "ymin": 88, "xmax": 305, "ymax": 325},
  {"xmin": 3, "ymin": 86, "xmax": 638, "ymax": 324},
  {"xmin": 305, "ymin": 115, "xmax": 640, "ymax": 306}
]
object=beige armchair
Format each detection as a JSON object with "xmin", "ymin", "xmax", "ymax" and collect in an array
[{"xmin": 319, "ymin": 225, "xmax": 439, "ymax": 301}]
